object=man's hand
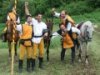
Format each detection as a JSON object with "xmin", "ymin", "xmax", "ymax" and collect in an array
[
  {"xmin": 25, "ymin": 2, "xmax": 28, "ymax": 6},
  {"xmin": 51, "ymin": 8, "xmax": 55, "ymax": 12},
  {"xmin": 51, "ymin": 8, "xmax": 56, "ymax": 15},
  {"xmin": 25, "ymin": 1, "xmax": 31, "ymax": 16}
]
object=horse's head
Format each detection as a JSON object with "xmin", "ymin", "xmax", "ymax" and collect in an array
[
  {"xmin": 46, "ymin": 19, "xmax": 53, "ymax": 29},
  {"xmin": 6, "ymin": 20, "xmax": 15, "ymax": 33},
  {"xmin": 84, "ymin": 21, "xmax": 94, "ymax": 41}
]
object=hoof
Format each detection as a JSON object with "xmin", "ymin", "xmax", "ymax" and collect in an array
[
  {"xmin": 85, "ymin": 59, "xmax": 89, "ymax": 65},
  {"xmin": 70, "ymin": 61, "xmax": 75, "ymax": 66}
]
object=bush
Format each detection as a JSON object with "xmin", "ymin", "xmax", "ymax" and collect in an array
[
  {"xmin": 58, "ymin": 1, "xmax": 93, "ymax": 15},
  {"xmin": 0, "ymin": 0, "xmax": 100, "ymax": 22}
]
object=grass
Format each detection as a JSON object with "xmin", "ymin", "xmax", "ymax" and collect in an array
[
  {"xmin": 0, "ymin": 30, "xmax": 100, "ymax": 75},
  {"xmin": 0, "ymin": 11, "xmax": 100, "ymax": 75}
]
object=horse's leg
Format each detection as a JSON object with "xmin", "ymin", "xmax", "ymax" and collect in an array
[
  {"xmin": 14, "ymin": 42, "xmax": 18, "ymax": 62},
  {"xmin": 85, "ymin": 42, "xmax": 89, "ymax": 65},
  {"xmin": 78, "ymin": 42, "xmax": 83, "ymax": 63},
  {"xmin": 15, "ymin": 42, "xmax": 17, "ymax": 56},
  {"xmin": 8, "ymin": 42, "xmax": 11, "ymax": 57},
  {"xmin": 8, "ymin": 42, "xmax": 12, "ymax": 61},
  {"xmin": 47, "ymin": 40, "xmax": 50, "ymax": 61}
]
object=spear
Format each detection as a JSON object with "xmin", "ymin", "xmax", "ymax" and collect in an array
[{"xmin": 11, "ymin": 0, "xmax": 17, "ymax": 75}]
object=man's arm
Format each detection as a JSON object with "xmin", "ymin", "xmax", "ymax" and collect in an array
[
  {"xmin": 66, "ymin": 15, "xmax": 75, "ymax": 26},
  {"xmin": 25, "ymin": 2, "xmax": 31, "ymax": 16},
  {"xmin": 16, "ymin": 24, "xmax": 22, "ymax": 32},
  {"xmin": 51, "ymin": 8, "xmax": 60, "ymax": 18},
  {"xmin": 16, "ymin": 17, "xmax": 20, "ymax": 24},
  {"xmin": 66, "ymin": 22, "xmax": 71, "ymax": 31}
]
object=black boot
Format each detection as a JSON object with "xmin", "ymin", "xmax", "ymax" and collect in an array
[
  {"xmin": 71, "ymin": 46, "xmax": 75, "ymax": 64},
  {"xmin": 31, "ymin": 59, "xmax": 35, "ymax": 71},
  {"xmin": 39, "ymin": 57, "xmax": 43, "ymax": 69},
  {"xmin": 61, "ymin": 48, "xmax": 66, "ymax": 61},
  {"xmin": 18, "ymin": 60, "xmax": 23, "ymax": 73},
  {"xmin": 27, "ymin": 59, "xmax": 31, "ymax": 72}
]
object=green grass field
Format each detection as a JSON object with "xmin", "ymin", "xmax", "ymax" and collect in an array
[{"xmin": 0, "ymin": 11, "xmax": 100, "ymax": 75}]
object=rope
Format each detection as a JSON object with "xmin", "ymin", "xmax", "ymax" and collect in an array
[{"xmin": 11, "ymin": 0, "xmax": 17, "ymax": 75}]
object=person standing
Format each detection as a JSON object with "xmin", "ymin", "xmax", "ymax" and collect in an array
[{"xmin": 16, "ymin": 15, "xmax": 33, "ymax": 72}]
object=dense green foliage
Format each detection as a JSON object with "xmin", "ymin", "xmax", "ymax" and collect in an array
[{"xmin": 0, "ymin": 0, "xmax": 100, "ymax": 22}]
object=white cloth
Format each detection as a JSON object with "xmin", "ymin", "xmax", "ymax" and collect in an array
[
  {"xmin": 66, "ymin": 22, "xmax": 71, "ymax": 31},
  {"xmin": 32, "ymin": 37, "xmax": 43, "ymax": 44},
  {"xmin": 16, "ymin": 24, "xmax": 22, "ymax": 35},
  {"xmin": 31, "ymin": 18, "xmax": 47, "ymax": 44},
  {"xmin": 54, "ymin": 12, "xmax": 60, "ymax": 17},
  {"xmin": 66, "ymin": 22, "xmax": 80, "ymax": 35},
  {"xmin": 72, "ymin": 27, "xmax": 80, "ymax": 35}
]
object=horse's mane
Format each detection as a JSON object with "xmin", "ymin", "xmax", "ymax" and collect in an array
[{"xmin": 81, "ymin": 21, "xmax": 93, "ymax": 31}]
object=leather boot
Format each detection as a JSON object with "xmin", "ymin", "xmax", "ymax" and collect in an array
[
  {"xmin": 39, "ymin": 57, "xmax": 43, "ymax": 69},
  {"xmin": 31, "ymin": 59, "xmax": 35, "ymax": 71},
  {"xmin": 18, "ymin": 60, "xmax": 23, "ymax": 73},
  {"xmin": 27, "ymin": 59, "xmax": 31, "ymax": 72},
  {"xmin": 61, "ymin": 48, "xmax": 66, "ymax": 61}
]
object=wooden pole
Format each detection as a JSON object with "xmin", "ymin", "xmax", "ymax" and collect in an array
[{"xmin": 11, "ymin": 0, "xmax": 17, "ymax": 75}]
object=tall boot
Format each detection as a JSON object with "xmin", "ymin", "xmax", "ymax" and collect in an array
[
  {"xmin": 61, "ymin": 48, "xmax": 66, "ymax": 61},
  {"xmin": 27, "ymin": 59, "xmax": 31, "ymax": 72},
  {"xmin": 18, "ymin": 60, "xmax": 23, "ymax": 73},
  {"xmin": 31, "ymin": 59, "xmax": 35, "ymax": 71},
  {"xmin": 39, "ymin": 57, "xmax": 43, "ymax": 69}
]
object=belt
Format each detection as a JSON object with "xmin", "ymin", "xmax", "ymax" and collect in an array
[{"xmin": 33, "ymin": 35, "xmax": 42, "ymax": 38}]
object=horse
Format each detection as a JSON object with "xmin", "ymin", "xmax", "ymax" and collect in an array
[
  {"xmin": 6, "ymin": 20, "xmax": 19, "ymax": 59},
  {"xmin": 44, "ymin": 19, "xmax": 53, "ymax": 61},
  {"xmin": 77, "ymin": 21, "xmax": 94, "ymax": 64}
]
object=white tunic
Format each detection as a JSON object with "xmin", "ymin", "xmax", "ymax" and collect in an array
[
  {"xmin": 32, "ymin": 18, "xmax": 47, "ymax": 44},
  {"xmin": 67, "ymin": 22, "xmax": 80, "ymax": 35}
]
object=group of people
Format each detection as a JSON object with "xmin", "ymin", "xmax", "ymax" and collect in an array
[{"xmin": 1, "ymin": 2, "xmax": 81, "ymax": 73}]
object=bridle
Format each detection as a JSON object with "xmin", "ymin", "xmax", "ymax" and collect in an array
[{"xmin": 82, "ymin": 26, "xmax": 92, "ymax": 42}]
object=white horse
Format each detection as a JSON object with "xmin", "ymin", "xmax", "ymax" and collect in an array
[{"xmin": 77, "ymin": 21, "xmax": 94, "ymax": 64}]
